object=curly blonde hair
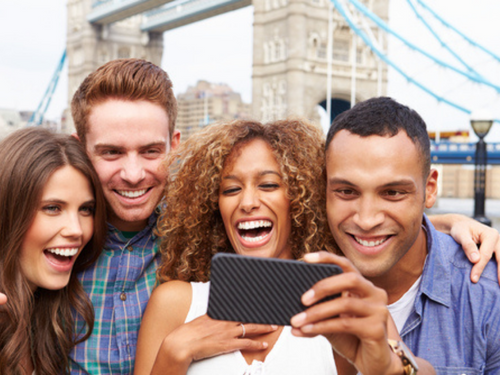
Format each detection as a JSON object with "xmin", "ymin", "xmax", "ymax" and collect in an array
[{"xmin": 156, "ymin": 118, "xmax": 335, "ymax": 283}]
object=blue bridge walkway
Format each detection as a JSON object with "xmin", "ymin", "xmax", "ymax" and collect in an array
[{"xmin": 430, "ymin": 142, "xmax": 500, "ymax": 164}]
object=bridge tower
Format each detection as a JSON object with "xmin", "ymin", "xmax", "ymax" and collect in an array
[
  {"xmin": 65, "ymin": 0, "xmax": 163, "ymax": 132},
  {"xmin": 252, "ymin": 0, "xmax": 389, "ymax": 123}
]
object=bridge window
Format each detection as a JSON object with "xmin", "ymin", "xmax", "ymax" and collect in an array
[
  {"xmin": 333, "ymin": 40, "xmax": 349, "ymax": 62},
  {"xmin": 98, "ymin": 49, "xmax": 109, "ymax": 65},
  {"xmin": 355, "ymin": 47, "xmax": 364, "ymax": 64},
  {"xmin": 118, "ymin": 47, "xmax": 130, "ymax": 59},
  {"xmin": 275, "ymin": 42, "xmax": 281, "ymax": 61},
  {"xmin": 317, "ymin": 42, "xmax": 327, "ymax": 59}
]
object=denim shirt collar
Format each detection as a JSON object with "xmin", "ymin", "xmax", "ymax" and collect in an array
[{"xmin": 417, "ymin": 214, "xmax": 451, "ymax": 309}]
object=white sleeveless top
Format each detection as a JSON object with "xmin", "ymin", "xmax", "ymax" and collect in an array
[{"xmin": 185, "ymin": 282, "xmax": 337, "ymax": 375}]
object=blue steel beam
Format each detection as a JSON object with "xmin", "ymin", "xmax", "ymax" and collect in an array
[
  {"xmin": 28, "ymin": 50, "xmax": 66, "ymax": 127},
  {"xmin": 430, "ymin": 142, "xmax": 500, "ymax": 164},
  {"xmin": 88, "ymin": 0, "xmax": 173, "ymax": 24},
  {"xmin": 141, "ymin": 0, "xmax": 250, "ymax": 32}
]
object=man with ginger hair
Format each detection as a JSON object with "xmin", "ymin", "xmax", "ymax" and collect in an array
[{"xmin": 69, "ymin": 58, "xmax": 180, "ymax": 374}]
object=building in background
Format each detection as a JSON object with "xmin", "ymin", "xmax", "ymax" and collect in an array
[
  {"xmin": 0, "ymin": 108, "xmax": 24, "ymax": 139},
  {"xmin": 0, "ymin": 109, "xmax": 60, "ymax": 140},
  {"xmin": 430, "ymin": 130, "xmax": 500, "ymax": 199},
  {"xmin": 176, "ymin": 80, "xmax": 251, "ymax": 140}
]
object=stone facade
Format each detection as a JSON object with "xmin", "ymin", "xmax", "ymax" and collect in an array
[
  {"xmin": 66, "ymin": 0, "xmax": 164, "ymax": 132},
  {"xmin": 251, "ymin": 0, "xmax": 389, "ymax": 122},
  {"xmin": 176, "ymin": 80, "xmax": 251, "ymax": 141}
]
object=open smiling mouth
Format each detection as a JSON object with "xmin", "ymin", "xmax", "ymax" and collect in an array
[
  {"xmin": 44, "ymin": 247, "xmax": 78, "ymax": 264},
  {"xmin": 115, "ymin": 188, "xmax": 151, "ymax": 199},
  {"xmin": 237, "ymin": 220, "xmax": 273, "ymax": 242},
  {"xmin": 352, "ymin": 235, "xmax": 391, "ymax": 247}
]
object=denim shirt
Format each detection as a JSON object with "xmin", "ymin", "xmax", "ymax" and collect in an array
[
  {"xmin": 70, "ymin": 213, "xmax": 161, "ymax": 375},
  {"xmin": 401, "ymin": 215, "xmax": 500, "ymax": 374}
]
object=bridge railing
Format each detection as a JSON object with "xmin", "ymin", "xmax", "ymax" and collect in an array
[
  {"xmin": 430, "ymin": 141, "xmax": 500, "ymax": 164},
  {"xmin": 142, "ymin": 0, "xmax": 250, "ymax": 31},
  {"xmin": 91, "ymin": 0, "xmax": 115, "ymax": 9}
]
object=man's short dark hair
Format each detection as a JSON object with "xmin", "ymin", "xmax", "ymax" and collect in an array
[{"xmin": 325, "ymin": 97, "xmax": 431, "ymax": 176}]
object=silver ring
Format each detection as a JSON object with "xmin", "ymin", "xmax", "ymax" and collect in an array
[{"xmin": 240, "ymin": 323, "xmax": 246, "ymax": 338}]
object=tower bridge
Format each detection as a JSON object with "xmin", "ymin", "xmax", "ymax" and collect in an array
[{"xmin": 66, "ymin": 0, "xmax": 388, "ymax": 129}]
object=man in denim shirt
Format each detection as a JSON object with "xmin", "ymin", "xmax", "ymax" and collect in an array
[{"xmin": 292, "ymin": 97, "xmax": 500, "ymax": 374}]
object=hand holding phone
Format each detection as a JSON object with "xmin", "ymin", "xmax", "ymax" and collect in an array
[{"xmin": 207, "ymin": 253, "xmax": 343, "ymax": 326}]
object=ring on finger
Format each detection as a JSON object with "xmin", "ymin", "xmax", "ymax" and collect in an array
[{"xmin": 240, "ymin": 323, "xmax": 246, "ymax": 338}]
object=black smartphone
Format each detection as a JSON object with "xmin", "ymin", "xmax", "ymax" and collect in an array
[{"xmin": 207, "ymin": 253, "xmax": 343, "ymax": 326}]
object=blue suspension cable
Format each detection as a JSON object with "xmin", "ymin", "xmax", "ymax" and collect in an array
[
  {"xmin": 416, "ymin": 0, "xmax": 500, "ymax": 64},
  {"xmin": 345, "ymin": 0, "xmax": 500, "ymax": 93},
  {"xmin": 405, "ymin": 0, "xmax": 481, "ymax": 79},
  {"xmin": 330, "ymin": 0, "xmax": 500, "ymax": 123},
  {"xmin": 28, "ymin": 50, "xmax": 66, "ymax": 126}
]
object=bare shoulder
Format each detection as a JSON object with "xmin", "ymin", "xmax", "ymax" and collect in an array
[
  {"xmin": 136, "ymin": 281, "xmax": 194, "ymax": 374},
  {"xmin": 150, "ymin": 280, "xmax": 193, "ymax": 307},
  {"xmin": 146, "ymin": 280, "xmax": 193, "ymax": 324}
]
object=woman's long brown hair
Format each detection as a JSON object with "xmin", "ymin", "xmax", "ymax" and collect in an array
[{"xmin": 0, "ymin": 128, "xmax": 107, "ymax": 375}]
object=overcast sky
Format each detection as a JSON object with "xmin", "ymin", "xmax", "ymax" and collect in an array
[{"xmin": 1, "ymin": 0, "xmax": 500, "ymax": 139}]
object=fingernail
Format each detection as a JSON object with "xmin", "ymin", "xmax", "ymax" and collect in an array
[
  {"xmin": 302, "ymin": 324, "xmax": 314, "ymax": 333},
  {"xmin": 471, "ymin": 252, "xmax": 480, "ymax": 262},
  {"xmin": 302, "ymin": 289, "xmax": 315, "ymax": 304},
  {"xmin": 262, "ymin": 342, "xmax": 268, "ymax": 348},
  {"xmin": 304, "ymin": 253, "xmax": 320, "ymax": 262},
  {"xmin": 290, "ymin": 312, "xmax": 306, "ymax": 326},
  {"xmin": 271, "ymin": 325, "xmax": 278, "ymax": 330},
  {"xmin": 472, "ymin": 274, "xmax": 479, "ymax": 283}
]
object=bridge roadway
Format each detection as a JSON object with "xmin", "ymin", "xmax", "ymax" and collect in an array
[
  {"xmin": 88, "ymin": 0, "xmax": 250, "ymax": 32},
  {"xmin": 430, "ymin": 142, "xmax": 500, "ymax": 164}
]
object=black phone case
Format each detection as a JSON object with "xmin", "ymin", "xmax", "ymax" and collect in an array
[{"xmin": 207, "ymin": 253, "xmax": 343, "ymax": 326}]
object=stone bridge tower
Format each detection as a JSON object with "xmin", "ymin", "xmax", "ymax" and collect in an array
[
  {"xmin": 65, "ymin": 0, "xmax": 163, "ymax": 131},
  {"xmin": 65, "ymin": 0, "xmax": 388, "ymax": 129},
  {"xmin": 252, "ymin": 0, "xmax": 389, "ymax": 123}
]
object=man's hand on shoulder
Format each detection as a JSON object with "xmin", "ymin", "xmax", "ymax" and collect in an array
[{"xmin": 429, "ymin": 213, "xmax": 500, "ymax": 285}]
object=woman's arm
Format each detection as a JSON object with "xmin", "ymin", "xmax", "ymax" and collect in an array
[
  {"xmin": 429, "ymin": 214, "xmax": 500, "ymax": 284},
  {"xmin": 134, "ymin": 280, "xmax": 193, "ymax": 375},
  {"xmin": 135, "ymin": 281, "xmax": 278, "ymax": 375}
]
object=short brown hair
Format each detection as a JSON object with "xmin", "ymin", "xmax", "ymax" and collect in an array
[{"xmin": 71, "ymin": 58, "xmax": 178, "ymax": 144}]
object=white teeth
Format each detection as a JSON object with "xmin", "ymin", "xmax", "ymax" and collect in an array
[
  {"xmin": 117, "ymin": 189, "xmax": 147, "ymax": 198},
  {"xmin": 241, "ymin": 234, "xmax": 268, "ymax": 242},
  {"xmin": 47, "ymin": 248, "xmax": 78, "ymax": 257},
  {"xmin": 354, "ymin": 237, "xmax": 387, "ymax": 247},
  {"xmin": 237, "ymin": 220, "xmax": 272, "ymax": 230}
]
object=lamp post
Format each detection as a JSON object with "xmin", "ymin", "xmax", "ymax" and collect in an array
[{"xmin": 470, "ymin": 110, "xmax": 493, "ymax": 226}]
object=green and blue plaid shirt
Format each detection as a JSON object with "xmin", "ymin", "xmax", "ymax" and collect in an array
[{"xmin": 69, "ymin": 213, "xmax": 160, "ymax": 375}]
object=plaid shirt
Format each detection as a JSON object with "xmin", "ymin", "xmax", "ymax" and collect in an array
[{"xmin": 69, "ymin": 213, "xmax": 160, "ymax": 375}]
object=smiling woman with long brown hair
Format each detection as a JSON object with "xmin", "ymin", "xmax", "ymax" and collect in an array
[{"xmin": 0, "ymin": 128, "xmax": 107, "ymax": 375}]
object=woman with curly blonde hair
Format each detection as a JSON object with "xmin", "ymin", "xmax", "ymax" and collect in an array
[{"xmin": 134, "ymin": 118, "xmax": 339, "ymax": 374}]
